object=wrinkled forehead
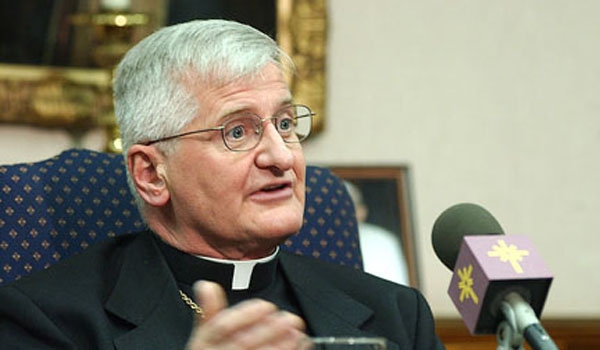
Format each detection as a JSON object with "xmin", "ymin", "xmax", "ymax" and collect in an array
[
  {"xmin": 177, "ymin": 59, "xmax": 290, "ymax": 90},
  {"xmin": 180, "ymin": 63, "xmax": 292, "ymax": 123}
]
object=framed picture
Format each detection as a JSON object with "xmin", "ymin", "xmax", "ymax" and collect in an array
[
  {"xmin": 0, "ymin": 0, "xmax": 328, "ymax": 151},
  {"xmin": 329, "ymin": 166, "xmax": 420, "ymax": 288}
]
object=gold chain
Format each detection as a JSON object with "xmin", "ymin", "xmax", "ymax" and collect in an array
[{"xmin": 179, "ymin": 289, "xmax": 205, "ymax": 318}]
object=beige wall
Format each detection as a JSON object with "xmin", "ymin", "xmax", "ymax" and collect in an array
[
  {"xmin": 2, "ymin": 0, "xmax": 599, "ymax": 319},
  {"xmin": 303, "ymin": 0, "xmax": 600, "ymax": 318}
]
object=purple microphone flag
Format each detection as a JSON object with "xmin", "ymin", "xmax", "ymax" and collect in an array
[{"xmin": 447, "ymin": 235, "xmax": 553, "ymax": 334}]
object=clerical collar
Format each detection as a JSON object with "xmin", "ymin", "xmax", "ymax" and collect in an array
[
  {"xmin": 193, "ymin": 248, "xmax": 279, "ymax": 290},
  {"xmin": 154, "ymin": 235, "xmax": 280, "ymax": 292}
]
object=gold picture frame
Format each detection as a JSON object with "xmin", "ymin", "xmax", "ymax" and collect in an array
[{"xmin": 0, "ymin": 0, "xmax": 327, "ymax": 151}]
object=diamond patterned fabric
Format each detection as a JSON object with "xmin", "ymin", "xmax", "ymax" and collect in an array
[
  {"xmin": 285, "ymin": 166, "xmax": 362, "ymax": 269},
  {"xmin": 0, "ymin": 149, "xmax": 362, "ymax": 285}
]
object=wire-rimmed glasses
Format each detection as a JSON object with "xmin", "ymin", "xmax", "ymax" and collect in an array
[{"xmin": 141, "ymin": 104, "xmax": 314, "ymax": 152}]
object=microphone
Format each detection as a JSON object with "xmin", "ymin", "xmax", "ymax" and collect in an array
[{"xmin": 432, "ymin": 203, "xmax": 557, "ymax": 350}]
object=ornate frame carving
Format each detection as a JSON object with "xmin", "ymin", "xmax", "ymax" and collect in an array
[
  {"xmin": 0, "ymin": 0, "xmax": 327, "ymax": 149},
  {"xmin": 278, "ymin": 0, "xmax": 327, "ymax": 133}
]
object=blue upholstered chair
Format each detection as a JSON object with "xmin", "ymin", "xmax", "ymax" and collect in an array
[{"xmin": 0, "ymin": 149, "xmax": 362, "ymax": 285}]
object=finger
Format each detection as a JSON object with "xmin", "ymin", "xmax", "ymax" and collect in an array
[
  {"xmin": 186, "ymin": 281, "xmax": 229, "ymax": 349},
  {"xmin": 193, "ymin": 280, "xmax": 228, "ymax": 322},
  {"xmin": 186, "ymin": 298, "xmax": 306, "ymax": 349},
  {"xmin": 204, "ymin": 299, "xmax": 278, "ymax": 337},
  {"xmin": 229, "ymin": 311, "xmax": 307, "ymax": 349},
  {"xmin": 188, "ymin": 298, "xmax": 280, "ymax": 348}
]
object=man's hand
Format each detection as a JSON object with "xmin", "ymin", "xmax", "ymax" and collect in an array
[{"xmin": 185, "ymin": 281, "xmax": 307, "ymax": 349}]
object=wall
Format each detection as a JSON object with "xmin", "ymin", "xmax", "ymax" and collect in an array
[
  {"xmin": 303, "ymin": 0, "xmax": 600, "ymax": 318},
  {"xmin": 2, "ymin": 0, "xmax": 599, "ymax": 319},
  {"xmin": 0, "ymin": 125, "xmax": 105, "ymax": 164}
]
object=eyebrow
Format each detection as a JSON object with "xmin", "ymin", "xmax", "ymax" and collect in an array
[{"xmin": 218, "ymin": 98, "xmax": 295, "ymax": 121}]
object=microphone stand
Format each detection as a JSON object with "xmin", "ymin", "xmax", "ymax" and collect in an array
[
  {"xmin": 496, "ymin": 292, "xmax": 559, "ymax": 350},
  {"xmin": 497, "ymin": 302, "xmax": 524, "ymax": 350}
]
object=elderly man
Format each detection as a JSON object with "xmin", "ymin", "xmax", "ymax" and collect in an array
[{"xmin": 0, "ymin": 20, "xmax": 445, "ymax": 349}]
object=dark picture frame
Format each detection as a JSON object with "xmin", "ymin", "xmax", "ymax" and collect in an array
[{"xmin": 330, "ymin": 166, "xmax": 420, "ymax": 288}]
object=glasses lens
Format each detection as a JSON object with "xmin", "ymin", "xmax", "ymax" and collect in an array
[
  {"xmin": 222, "ymin": 114, "xmax": 261, "ymax": 151},
  {"xmin": 292, "ymin": 105, "xmax": 312, "ymax": 142},
  {"xmin": 221, "ymin": 105, "xmax": 313, "ymax": 151}
]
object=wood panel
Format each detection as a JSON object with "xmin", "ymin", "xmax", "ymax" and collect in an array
[{"xmin": 436, "ymin": 318, "xmax": 600, "ymax": 350}]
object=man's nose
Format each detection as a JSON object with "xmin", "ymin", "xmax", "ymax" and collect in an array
[{"xmin": 254, "ymin": 122, "xmax": 295, "ymax": 170}]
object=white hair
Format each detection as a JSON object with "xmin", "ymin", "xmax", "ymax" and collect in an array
[{"xmin": 113, "ymin": 19, "xmax": 294, "ymax": 157}]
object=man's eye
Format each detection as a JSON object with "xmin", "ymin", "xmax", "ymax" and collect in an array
[
  {"xmin": 226, "ymin": 124, "xmax": 247, "ymax": 140},
  {"xmin": 278, "ymin": 117, "xmax": 294, "ymax": 131}
]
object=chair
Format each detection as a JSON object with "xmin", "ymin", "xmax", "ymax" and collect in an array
[{"xmin": 0, "ymin": 149, "xmax": 362, "ymax": 285}]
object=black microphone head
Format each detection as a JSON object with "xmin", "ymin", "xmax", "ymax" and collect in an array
[{"xmin": 432, "ymin": 203, "xmax": 504, "ymax": 270}]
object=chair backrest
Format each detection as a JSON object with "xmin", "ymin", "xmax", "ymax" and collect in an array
[{"xmin": 0, "ymin": 149, "xmax": 362, "ymax": 285}]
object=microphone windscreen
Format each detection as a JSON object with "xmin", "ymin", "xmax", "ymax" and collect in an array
[{"xmin": 432, "ymin": 203, "xmax": 504, "ymax": 270}]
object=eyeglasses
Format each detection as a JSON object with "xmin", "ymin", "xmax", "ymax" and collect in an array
[{"xmin": 141, "ymin": 104, "xmax": 314, "ymax": 152}]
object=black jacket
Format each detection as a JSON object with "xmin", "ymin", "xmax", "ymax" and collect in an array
[{"xmin": 0, "ymin": 232, "xmax": 444, "ymax": 349}]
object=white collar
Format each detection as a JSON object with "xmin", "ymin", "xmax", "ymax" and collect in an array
[{"xmin": 195, "ymin": 246, "xmax": 279, "ymax": 290}]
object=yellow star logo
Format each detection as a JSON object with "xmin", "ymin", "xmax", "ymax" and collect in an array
[
  {"xmin": 457, "ymin": 264, "xmax": 479, "ymax": 304},
  {"xmin": 487, "ymin": 239, "xmax": 530, "ymax": 273}
]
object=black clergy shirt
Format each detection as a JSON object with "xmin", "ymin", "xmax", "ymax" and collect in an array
[{"xmin": 154, "ymin": 235, "xmax": 306, "ymax": 326}]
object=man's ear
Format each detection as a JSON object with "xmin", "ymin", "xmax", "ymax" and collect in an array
[{"xmin": 127, "ymin": 144, "xmax": 170, "ymax": 207}]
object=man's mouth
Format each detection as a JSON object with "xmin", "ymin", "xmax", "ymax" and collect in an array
[{"xmin": 261, "ymin": 183, "xmax": 288, "ymax": 192}]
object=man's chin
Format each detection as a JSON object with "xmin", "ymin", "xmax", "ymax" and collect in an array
[{"xmin": 259, "ymin": 220, "xmax": 303, "ymax": 243}]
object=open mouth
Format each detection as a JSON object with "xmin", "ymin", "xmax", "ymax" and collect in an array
[
  {"xmin": 252, "ymin": 182, "xmax": 294, "ymax": 202},
  {"xmin": 261, "ymin": 183, "xmax": 288, "ymax": 192}
]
